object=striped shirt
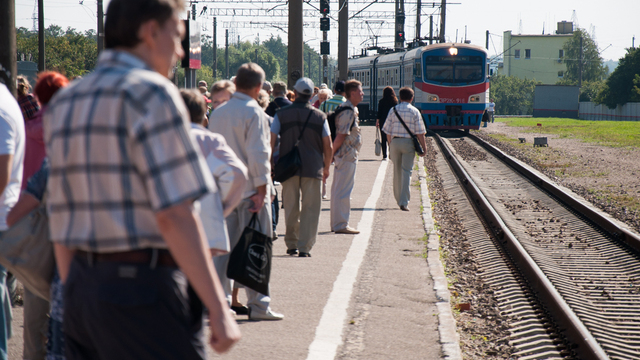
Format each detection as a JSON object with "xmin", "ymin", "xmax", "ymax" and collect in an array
[
  {"xmin": 382, "ymin": 102, "xmax": 426, "ymax": 138},
  {"xmin": 319, "ymin": 94, "xmax": 346, "ymax": 113},
  {"xmin": 43, "ymin": 50, "xmax": 214, "ymax": 252}
]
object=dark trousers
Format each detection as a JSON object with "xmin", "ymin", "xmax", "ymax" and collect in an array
[
  {"xmin": 63, "ymin": 255, "xmax": 205, "ymax": 360},
  {"xmin": 380, "ymin": 130, "xmax": 389, "ymax": 158}
]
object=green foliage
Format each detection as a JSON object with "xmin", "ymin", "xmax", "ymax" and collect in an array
[
  {"xmin": 562, "ymin": 29, "xmax": 607, "ymax": 85},
  {"xmin": 577, "ymin": 80, "xmax": 606, "ymax": 102},
  {"xmin": 499, "ymin": 117, "xmax": 640, "ymax": 148},
  {"xmin": 16, "ymin": 26, "xmax": 97, "ymax": 78},
  {"xmin": 489, "ymin": 75, "xmax": 539, "ymax": 115},
  {"xmin": 594, "ymin": 47, "xmax": 640, "ymax": 109},
  {"xmin": 213, "ymin": 41, "xmax": 281, "ymax": 82}
]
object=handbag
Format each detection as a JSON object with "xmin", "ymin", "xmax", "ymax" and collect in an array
[
  {"xmin": 0, "ymin": 205, "xmax": 54, "ymax": 301},
  {"xmin": 226, "ymin": 213, "xmax": 272, "ymax": 296},
  {"xmin": 374, "ymin": 127, "xmax": 382, "ymax": 156},
  {"xmin": 393, "ymin": 106, "xmax": 425, "ymax": 156},
  {"xmin": 273, "ymin": 110, "xmax": 314, "ymax": 183}
]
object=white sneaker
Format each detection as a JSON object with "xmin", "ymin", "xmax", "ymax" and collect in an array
[{"xmin": 249, "ymin": 308, "xmax": 284, "ymax": 321}]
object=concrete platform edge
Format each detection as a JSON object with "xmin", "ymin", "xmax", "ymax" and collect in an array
[{"xmin": 417, "ymin": 158, "xmax": 462, "ymax": 360}]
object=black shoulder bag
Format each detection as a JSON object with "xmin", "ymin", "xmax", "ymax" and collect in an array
[
  {"xmin": 392, "ymin": 106, "xmax": 425, "ymax": 156},
  {"xmin": 273, "ymin": 109, "xmax": 314, "ymax": 182}
]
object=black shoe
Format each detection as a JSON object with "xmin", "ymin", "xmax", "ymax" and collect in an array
[
  {"xmin": 231, "ymin": 305, "xmax": 250, "ymax": 315},
  {"xmin": 299, "ymin": 252, "xmax": 311, "ymax": 257},
  {"xmin": 287, "ymin": 249, "xmax": 299, "ymax": 256}
]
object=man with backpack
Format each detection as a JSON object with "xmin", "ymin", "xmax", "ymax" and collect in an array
[
  {"xmin": 330, "ymin": 80, "xmax": 364, "ymax": 235},
  {"xmin": 271, "ymin": 78, "xmax": 332, "ymax": 257}
]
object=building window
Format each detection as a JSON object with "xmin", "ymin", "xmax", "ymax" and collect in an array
[
  {"xmin": 558, "ymin": 71, "xmax": 564, "ymax": 78},
  {"xmin": 559, "ymin": 49, "xmax": 564, "ymax": 58},
  {"xmin": 525, "ymin": 49, "xmax": 531, "ymax": 59},
  {"xmin": 514, "ymin": 49, "xmax": 520, "ymax": 59}
]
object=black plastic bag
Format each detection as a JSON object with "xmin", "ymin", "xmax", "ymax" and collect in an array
[{"xmin": 226, "ymin": 213, "xmax": 272, "ymax": 296}]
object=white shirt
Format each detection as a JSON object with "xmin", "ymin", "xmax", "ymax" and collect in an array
[{"xmin": 0, "ymin": 84, "xmax": 26, "ymax": 231}]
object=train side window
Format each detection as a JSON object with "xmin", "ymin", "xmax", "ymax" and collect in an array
[
  {"xmin": 414, "ymin": 61, "xmax": 422, "ymax": 79},
  {"xmin": 366, "ymin": 71, "xmax": 369, "ymax": 86},
  {"xmin": 395, "ymin": 69, "xmax": 398, "ymax": 85}
]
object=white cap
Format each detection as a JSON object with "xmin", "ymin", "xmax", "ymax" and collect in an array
[
  {"xmin": 319, "ymin": 83, "xmax": 328, "ymax": 89},
  {"xmin": 293, "ymin": 77, "xmax": 314, "ymax": 96}
]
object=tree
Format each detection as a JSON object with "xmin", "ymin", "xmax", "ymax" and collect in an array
[
  {"xmin": 594, "ymin": 47, "xmax": 640, "ymax": 108},
  {"xmin": 489, "ymin": 75, "xmax": 539, "ymax": 115},
  {"xmin": 562, "ymin": 28, "xmax": 607, "ymax": 85},
  {"xmin": 16, "ymin": 25, "xmax": 97, "ymax": 78}
]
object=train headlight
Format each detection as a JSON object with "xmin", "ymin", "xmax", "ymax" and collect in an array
[
  {"xmin": 449, "ymin": 47, "xmax": 458, "ymax": 56},
  {"xmin": 469, "ymin": 95, "xmax": 480, "ymax": 102},
  {"xmin": 428, "ymin": 95, "xmax": 439, "ymax": 102}
]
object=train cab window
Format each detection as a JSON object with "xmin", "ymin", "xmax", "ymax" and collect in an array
[
  {"xmin": 455, "ymin": 65, "xmax": 483, "ymax": 82},
  {"xmin": 414, "ymin": 61, "xmax": 422, "ymax": 79},
  {"xmin": 424, "ymin": 55, "xmax": 484, "ymax": 84}
]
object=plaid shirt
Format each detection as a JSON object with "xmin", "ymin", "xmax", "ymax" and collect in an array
[
  {"xmin": 18, "ymin": 94, "xmax": 40, "ymax": 121},
  {"xmin": 382, "ymin": 102, "xmax": 426, "ymax": 138},
  {"xmin": 43, "ymin": 50, "xmax": 214, "ymax": 252}
]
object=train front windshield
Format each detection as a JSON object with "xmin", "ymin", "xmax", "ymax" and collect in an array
[{"xmin": 424, "ymin": 55, "xmax": 484, "ymax": 84}]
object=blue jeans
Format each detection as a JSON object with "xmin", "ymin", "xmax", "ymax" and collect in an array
[{"xmin": 0, "ymin": 264, "xmax": 11, "ymax": 360}]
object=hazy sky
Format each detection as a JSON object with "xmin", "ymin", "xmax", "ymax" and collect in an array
[{"xmin": 14, "ymin": 0, "xmax": 639, "ymax": 62}]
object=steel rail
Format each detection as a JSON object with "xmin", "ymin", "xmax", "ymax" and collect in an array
[
  {"xmin": 466, "ymin": 132, "xmax": 640, "ymax": 254},
  {"xmin": 431, "ymin": 131, "xmax": 610, "ymax": 360}
]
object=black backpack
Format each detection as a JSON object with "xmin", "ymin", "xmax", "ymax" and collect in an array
[{"xmin": 326, "ymin": 106, "xmax": 354, "ymax": 142}]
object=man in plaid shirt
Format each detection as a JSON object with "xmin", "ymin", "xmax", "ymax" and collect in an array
[
  {"xmin": 43, "ymin": 0, "xmax": 240, "ymax": 357},
  {"xmin": 382, "ymin": 87, "xmax": 426, "ymax": 211}
]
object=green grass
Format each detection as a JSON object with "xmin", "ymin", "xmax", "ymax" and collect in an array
[{"xmin": 496, "ymin": 117, "xmax": 640, "ymax": 148}]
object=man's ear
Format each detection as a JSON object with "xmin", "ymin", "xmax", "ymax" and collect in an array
[{"xmin": 137, "ymin": 19, "xmax": 159, "ymax": 48}]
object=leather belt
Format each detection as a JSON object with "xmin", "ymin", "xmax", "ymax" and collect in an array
[{"xmin": 76, "ymin": 249, "xmax": 178, "ymax": 268}]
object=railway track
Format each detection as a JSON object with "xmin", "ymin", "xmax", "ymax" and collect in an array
[{"xmin": 430, "ymin": 131, "xmax": 640, "ymax": 360}]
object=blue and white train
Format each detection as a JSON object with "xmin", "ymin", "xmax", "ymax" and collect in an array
[{"xmin": 348, "ymin": 42, "xmax": 490, "ymax": 130}]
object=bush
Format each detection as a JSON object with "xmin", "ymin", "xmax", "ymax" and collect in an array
[{"xmin": 490, "ymin": 75, "xmax": 539, "ymax": 115}]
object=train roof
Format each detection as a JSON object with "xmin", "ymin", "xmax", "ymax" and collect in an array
[
  {"xmin": 376, "ymin": 51, "xmax": 407, "ymax": 65},
  {"xmin": 349, "ymin": 55, "xmax": 379, "ymax": 69},
  {"xmin": 422, "ymin": 42, "xmax": 488, "ymax": 54}
]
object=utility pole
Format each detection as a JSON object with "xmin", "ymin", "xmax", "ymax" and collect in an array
[
  {"xmin": 288, "ymin": 0, "xmax": 303, "ymax": 88},
  {"xmin": 225, "ymin": 29, "xmax": 230, "ymax": 79},
  {"xmin": 338, "ymin": 0, "xmax": 348, "ymax": 81},
  {"xmin": 255, "ymin": 49, "xmax": 258, "ymax": 65},
  {"xmin": 318, "ymin": 55, "xmax": 321, "ymax": 85},
  {"xmin": 416, "ymin": 0, "xmax": 421, "ymax": 41},
  {"xmin": 394, "ymin": 0, "xmax": 405, "ymax": 50},
  {"xmin": 308, "ymin": 51, "xmax": 311, "ymax": 77},
  {"xmin": 213, "ymin": 17, "xmax": 217, "ymax": 80},
  {"xmin": 439, "ymin": 0, "xmax": 446, "ymax": 43},
  {"xmin": 0, "ymin": 0, "xmax": 17, "ymax": 95},
  {"xmin": 429, "ymin": 15, "xmax": 433, "ymax": 44},
  {"xmin": 97, "ymin": 0, "xmax": 104, "ymax": 55},
  {"xmin": 486, "ymin": 30, "xmax": 489, "ymax": 50},
  {"xmin": 578, "ymin": 35, "xmax": 583, "ymax": 88},
  {"xmin": 38, "ymin": 0, "xmax": 45, "ymax": 71}
]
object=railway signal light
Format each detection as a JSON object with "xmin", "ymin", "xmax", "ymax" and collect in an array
[
  {"xmin": 320, "ymin": 17, "xmax": 330, "ymax": 31},
  {"xmin": 321, "ymin": 41, "xmax": 330, "ymax": 55},
  {"xmin": 395, "ymin": 31, "xmax": 405, "ymax": 43},
  {"xmin": 320, "ymin": 0, "xmax": 329, "ymax": 14}
]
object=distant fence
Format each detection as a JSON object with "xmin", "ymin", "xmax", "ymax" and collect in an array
[{"xmin": 579, "ymin": 102, "xmax": 640, "ymax": 121}]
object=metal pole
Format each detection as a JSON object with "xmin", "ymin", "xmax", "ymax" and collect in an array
[
  {"xmin": 486, "ymin": 30, "xmax": 489, "ymax": 50},
  {"xmin": 416, "ymin": 0, "xmax": 421, "ymax": 40},
  {"xmin": 307, "ymin": 51, "xmax": 311, "ymax": 77},
  {"xmin": 338, "ymin": 0, "xmax": 348, "ymax": 81},
  {"xmin": 323, "ymin": 22, "xmax": 328, "ymax": 85},
  {"xmin": 255, "ymin": 49, "xmax": 258, "ymax": 65},
  {"xmin": 318, "ymin": 55, "xmax": 321, "ymax": 85},
  {"xmin": 213, "ymin": 17, "xmax": 217, "ymax": 80},
  {"xmin": 97, "ymin": 0, "xmax": 104, "ymax": 55},
  {"xmin": 288, "ymin": 0, "xmax": 303, "ymax": 89},
  {"xmin": 0, "ymin": 0, "xmax": 17, "ymax": 95},
  {"xmin": 429, "ymin": 15, "xmax": 433, "ymax": 44},
  {"xmin": 439, "ymin": 0, "xmax": 446, "ymax": 43},
  {"xmin": 38, "ymin": 0, "xmax": 45, "ymax": 71},
  {"xmin": 225, "ymin": 29, "xmax": 230, "ymax": 79},
  {"xmin": 579, "ymin": 35, "xmax": 583, "ymax": 88}
]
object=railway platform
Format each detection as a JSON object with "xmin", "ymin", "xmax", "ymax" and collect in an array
[{"xmin": 8, "ymin": 126, "xmax": 460, "ymax": 360}]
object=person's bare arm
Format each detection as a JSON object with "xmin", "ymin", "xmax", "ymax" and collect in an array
[
  {"xmin": 322, "ymin": 136, "xmax": 333, "ymax": 181},
  {"xmin": 54, "ymin": 244, "xmax": 75, "ymax": 283},
  {"xmin": 0, "ymin": 154, "xmax": 13, "ymax": 196},
  {"xmin": 6, "ymin": 192, "xmax": 40, "ymax": 227},
  {"xmin": 417, "ymin": 133, "xmax": 427, "ymax": 158},
  {"xmin": 156, "ymin": 200, "xmax": 241, "ymax": 353}
]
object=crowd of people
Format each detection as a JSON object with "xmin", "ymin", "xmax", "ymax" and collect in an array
[{"xmin": 0, "ymin": 0, "xmax": 429, "ymax": 358}]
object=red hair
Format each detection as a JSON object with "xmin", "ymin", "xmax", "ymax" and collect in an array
[{"xmin": 34, "ymin": 71, "xmax": 69, "ymax": 105}]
